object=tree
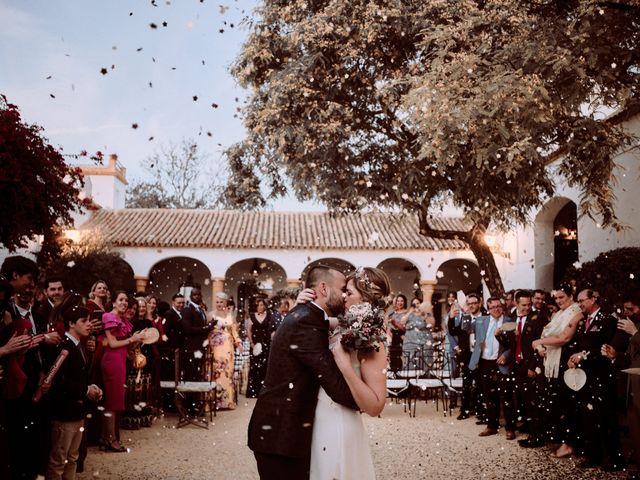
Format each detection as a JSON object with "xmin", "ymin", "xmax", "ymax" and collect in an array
[
  {"xmin": 45, "ymin": 230, "xmax": 135, "ymax": 294},
  {"xmin": 126, "ymin": 139, "xmax": 224, "ymax": 209},
  {"xmin": 225, "ymin": 0, "xmax": 639, "ymax": 296},
  {"xmin": 564, "ymin": 247, "xmax": 640, "ymax": 311},
  {"xmin": 0, "ymin": 95, "xmax": 87, "ymax": 251}
]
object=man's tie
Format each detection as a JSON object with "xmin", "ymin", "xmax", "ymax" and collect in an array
[
  {"xmin": 585, "ymin": 314, "xmax": 593, "ymax": 331},
  {"xmin": 24, "ymin": 310, "xmax": 36, "ymax": 335},
  {"xmin": 516, "ymin": 316, "xmax": 523, "ymax": 362},
  {"xmin": 486, "ymin": 319, "xmax": 497, "ymax": 357}
]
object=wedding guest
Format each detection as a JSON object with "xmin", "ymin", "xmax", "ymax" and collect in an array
[
  {"xmin": 209, "ymin": 292, "xmax": 241, "ymax": 409},
  {"xmin": 388, "ymin": 294, "xmax": 408, "ymax": 373},
  {"xmin": 532, "ymin": 289, "xmax": 550, "ymax": 321},
  {"xmin": 602, "ymin": 311, "xmax": 640, "ymax": 477},
  {"xmin": 1, "ymin": 255, "xmax": 50, "ymax": 479},
  {"xmin": 86, "ymin": 280, "xmax": 109, "ymax": 316},
  {"xmin": 100, "ymin": 292, "xmax": 145, "ymax": 452},
  {"xmin": 507, "ymin": 291, "xmax": 547, "ymax": 449},
  {"xmin": 145, "ymin": 295, "xmax": 164, "ymax": 407},
  {"xmin": 532, "ymin": 284, "xmax": 582, "ymax": 458},
  {"xmin": 181, "ymin": 287, "xmax": 212, "ymax": 382},
  {"xmin": 470, "ymin": 297, "xmax": 516, "ymax": 440},
  {"xmin": 46, "ymin": 305, "xmax": 102, "ymax": 480},
  {"xmin": 400, "ymin": 298, "xmax": 435, "ymax": 366},
  {"xmin": 443, "ymin": 291, "xmax": 459, "ymax": 378},
  {"xmin": 159, "ymin": 293, "xmax": 184, "ymax": 411},
  {"xmin": 449, "ymin": 292, "xmax": 483, "ymax": 420},
  {"xmin": 33, "ymin": 276, "xmax": 65, "ymax": 335},
  {"xmin": 271, "ymin": 298, "xmax": 290, "ymax": 332},
  {"xmin": 570, "ymin": 289, "xmax": 622, "ymax": 470},
  {"xmin": 246, "ymin": 298, "xmax": 273, "ymax": 398},
  {"xmin": 133, "ymin": 297, "xmax": 160, "ymax": 408}
]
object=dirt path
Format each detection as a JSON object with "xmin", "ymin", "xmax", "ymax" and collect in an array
[{"xmin": 78, "ymin": 397, "xmax": 625, "ymax": 480}]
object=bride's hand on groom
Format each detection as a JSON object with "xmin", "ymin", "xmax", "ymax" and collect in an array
[
  {"xmin": 296, "ymin": 288, "xmax": 316, "ymax": 305},
  {"xmin": 330, "ymin": 336, "xmax": 350, "ymax": 366}
]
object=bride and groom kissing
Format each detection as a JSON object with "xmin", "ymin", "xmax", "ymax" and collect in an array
[{"xmin": 248, "ymin": 265, "xmax": 391, "ymax": 480}]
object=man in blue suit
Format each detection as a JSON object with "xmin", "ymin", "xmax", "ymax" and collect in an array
[{"xmin": 469, "ymin": 297, "xmax": 516, "ymax": 439}]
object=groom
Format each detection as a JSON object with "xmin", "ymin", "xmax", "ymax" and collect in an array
[{"xmin": 248, "ymin": 266, "xmax": 359, "ymax": 479}]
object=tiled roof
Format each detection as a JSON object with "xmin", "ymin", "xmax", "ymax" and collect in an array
[{"xmin": 79, "ymin": 209, "xmax": 470, "ymax": 251}]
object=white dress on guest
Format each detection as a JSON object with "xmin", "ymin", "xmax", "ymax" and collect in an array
[{"xmin": 310, "ymin": 351, "xmax": 375, "ymax": 480}]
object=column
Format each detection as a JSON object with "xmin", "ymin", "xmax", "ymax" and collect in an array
[
  {"xmin": 211, "ymin": 276, "xmax": 226, "ymax": 299},
  {"xmin": 420, "ymin": 279, "xmax": 438, "ymax": 313},
  {"xmin": 134, "ymin": 276, "xmax": 149, "ymax": 294}
]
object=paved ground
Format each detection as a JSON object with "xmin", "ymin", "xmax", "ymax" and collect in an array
[{"xmin": 78, "ymin": 396, "xmax": 627, "ymax": 480}]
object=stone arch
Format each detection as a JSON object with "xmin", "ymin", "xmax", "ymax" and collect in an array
[
  {"xmin": 148, "ymin": 257, "xmax": 213, "ymax": 308},
  {"xmin": 534, "ymin": 197, "xmax": 578, "ymax": 290},
  {"xmin": 224, "ymin": 258, "xmax": 288, "ymax": 332},
  {"xmin": 377, "ymin": 257, "xmax": 421, "ymax": 300},
  {"xmin": 435, "ymin": 259, "xmax": 482, "ymax": 296},
  {"xmin": 300, "ymin": 258, "xmax": 356, "ymax": 282}
]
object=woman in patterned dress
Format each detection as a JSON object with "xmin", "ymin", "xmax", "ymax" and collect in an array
[{"xmin": 208, "ymin": 292, "xmax": 241, "ymax": 409}]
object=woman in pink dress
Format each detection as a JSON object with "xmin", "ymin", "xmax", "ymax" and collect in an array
[{"xmin": 100, "ymin": 292, "xmax": 144, "ymax": 452}]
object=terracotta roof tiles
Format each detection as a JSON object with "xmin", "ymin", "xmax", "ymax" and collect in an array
[{"xmin": 79, "ymin": 209, "xmax": 470, "ymax": 251}]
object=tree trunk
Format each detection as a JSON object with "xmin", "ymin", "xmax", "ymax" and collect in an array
[
  {"xmin": 467, "ymin": 223, "xmax": 505, "ymax": 298},
  {"xmin": 417, "ymin": 211, "xmax": 505, "ymax": 298}
]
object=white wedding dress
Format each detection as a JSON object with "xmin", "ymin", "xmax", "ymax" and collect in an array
[{"xmin": 310, "ymin": 350, "xmax": 376, "ymax": 480}]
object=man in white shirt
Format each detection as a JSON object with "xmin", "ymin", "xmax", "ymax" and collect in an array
[{"xmin": 469, "ymin": 297, "xmax": 516, "ymax": 439}]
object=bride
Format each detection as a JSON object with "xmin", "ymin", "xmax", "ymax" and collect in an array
[{"xmin": 298, "ymin": 266, "xmax": 390, "ymax": 480}]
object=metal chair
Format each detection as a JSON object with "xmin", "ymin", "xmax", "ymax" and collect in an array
[
  {"xmin": 172, "ymin": 349, "xmax": 217, "ymax": 429},
  {"xmin": 406, "ymin": 346, "xmax": 448, "ymax": 417}
]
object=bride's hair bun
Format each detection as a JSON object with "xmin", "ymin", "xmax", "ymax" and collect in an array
[{"xmin": 347, "ymin": 267, "xmax": 391, "ymax": 308}]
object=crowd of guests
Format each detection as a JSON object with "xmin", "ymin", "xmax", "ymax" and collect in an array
[
  {"xmin": 2, "ymin": 250, "xmax": 638, "ymax": 478},
  {"xmin": 444, "ymin": 285, "xmax": 639, "ymax": 477},
  {"xmin": 0, "ymin": 254, "xmax": 287, "ymax": 480}
]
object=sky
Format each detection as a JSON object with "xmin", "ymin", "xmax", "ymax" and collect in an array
[{"xmin": 0, "ymin": 0, "xmax": 323, "ymax": 211}]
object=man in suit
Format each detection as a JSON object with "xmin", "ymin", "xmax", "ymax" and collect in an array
[
  {"xmin": 248, "ymin": 266, "xmax": 358, "ymax": 480},
  {"xmin": 0, "ymin": 255, "xmax": 49, "ymax": 479},
  {"xmin": 570, "ymin": 289, "xmax": 622, "ymax": 470},
  {"xmin": 160, "ymin": 293, "xmax": 185, "ymax": 411},
  {"xmin": 469, "ymin": 296, "xmax": 516, "ymax": 439},
  {"xmin": 46, "ymin": 305, "xmax": 102, "ymax": 480},
  {"xmin": 532, "ymin": 289, "xmax": 550, "ymax": 322},
  {"xmin": 503, "ymin": 290, "xmax": 547, "ymax": 448},
  {"xmin": 448, "ymin": 292, "xmax": 483, "ymax": 420},
  {"xmin": 181, "ymin": 287, "xmax": 211, "ymax": 381}
]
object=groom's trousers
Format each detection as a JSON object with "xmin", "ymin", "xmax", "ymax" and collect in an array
[{"xmin": 254, "ymin": 451, "xmax": 310, "ymax": 480}]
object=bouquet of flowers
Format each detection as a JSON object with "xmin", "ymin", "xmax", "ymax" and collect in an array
[{"xmin": 336, "ymin": 303, "xmax": 388, "ymax": 353}]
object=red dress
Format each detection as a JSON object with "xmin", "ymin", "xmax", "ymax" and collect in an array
[{"xmin": 100, "ymin": 312, "xmax": 132, "ymax": 411}]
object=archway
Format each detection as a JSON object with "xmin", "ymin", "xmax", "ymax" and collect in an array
[
  {"xmin": 148, "ymin": 257, "xmax": 213, "ymax": 308},
  {"xmin": 300, "ymin": 258, "xmax": 356, "ymax": 283},
  {"xmin": 435, "ymin": 259, "xmax": 482, "ymax": 297},
  {"xmin": 224, "ymin": 258, "xmax": 287, "ymax": 335},
  {"xmin": 377, "ymin": 258, "xmax": 421, "ymax": 300},
  {"xmin": 534, "ymin": 197, "xmax": 578, "ymax": 290},
  {"xmin": 553, "ymin": 202, "xmax": 579, "ymax": 286}
]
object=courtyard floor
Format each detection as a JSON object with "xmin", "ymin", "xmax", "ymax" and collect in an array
[{"xmin": 78, "ymin": 397, "xmax": 627, "ymax": 480}]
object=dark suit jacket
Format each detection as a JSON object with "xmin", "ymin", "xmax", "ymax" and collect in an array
[
  {"xmin": 181, "ymin": 303, "xmax": 211, "ymax": 352},
  {"xmin": 448, "ymin": 313, "xmax": 474, "ymax": 365},
  {"xmin": 501, "ymin": 311, "xmax": 547, "ymax": 373},
  {"xmin": 248, "ymin": 303, "xmax": 358, "ymax": 459},
  {"xmin": 163, "ymin": 308, "xmax": 184, "ymax": 350},
  {"xmin": 49, "ymin": 335, "xmax": 90, "ymax": 422},
  {"xmin": 574, "ymin": 309, "xmax": 617, "ymax": 377}
]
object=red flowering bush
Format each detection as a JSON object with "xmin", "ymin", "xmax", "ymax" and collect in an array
[{"xmin": 0, "ymin": 95, "xmax": 84, "ymax": 250}]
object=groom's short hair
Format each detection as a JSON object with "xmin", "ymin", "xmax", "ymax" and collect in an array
[{"xmin": 305, "ymin": 266, "xmax": 338, "ymax": 289}]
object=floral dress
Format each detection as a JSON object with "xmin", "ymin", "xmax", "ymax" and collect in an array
[{"xmin": 209, "ymin": 312, "xmax": 239, "ymax": 410}]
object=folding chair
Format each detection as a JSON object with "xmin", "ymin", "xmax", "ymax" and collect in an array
[
  {"xmin": 407, "ymin": 346, "xmax": 448, "ymax": 417},
  {"xmin": 172, "ymin": 349, "xmax": 217, "ymax": 429}
]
